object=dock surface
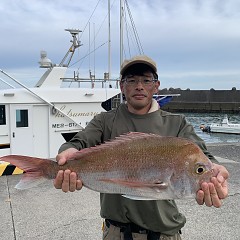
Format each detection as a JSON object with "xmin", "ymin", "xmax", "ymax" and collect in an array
[{"xmin": 0, "ymin": 143, "xmax": 239, "ymax": 240}]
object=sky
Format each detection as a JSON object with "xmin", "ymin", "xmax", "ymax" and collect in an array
[{"xmin": 0, "ymin": 0, "xmax": 240, "ymax": 90}]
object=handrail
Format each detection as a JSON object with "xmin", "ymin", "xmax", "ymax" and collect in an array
[
  {"xmin": 0, "ymin": 69, "xmax": 84, "ymax": 129},
  {"xmin": 0, "ymin": 77, "xmax": 16, "ymax": 89}
]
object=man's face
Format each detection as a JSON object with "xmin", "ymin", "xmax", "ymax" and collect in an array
[{"xmin": 120, "ymin": 71, "xmax": 160, "ymax": 114}]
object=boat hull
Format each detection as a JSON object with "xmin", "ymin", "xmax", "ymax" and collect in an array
[{"xmin": 210, "ymin": 125, "xmax": 240, "ymax": 134}]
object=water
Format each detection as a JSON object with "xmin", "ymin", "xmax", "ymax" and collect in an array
[{"xmin": 182, "ymin": 113, "xmax": 240, "ymax": 144}]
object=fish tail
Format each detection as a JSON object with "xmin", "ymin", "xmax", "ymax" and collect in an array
[{"xmin": 0, "ymin": 155, "xmax": 53, "ymax": 190}]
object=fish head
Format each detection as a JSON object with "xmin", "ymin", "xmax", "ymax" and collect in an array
[
  {"xmin": 181, "ymin": 151, "xmax": 214, "ymax": 194},
  {"xmin": 168, "ymin": 146, "xmax": 214, "ymax": 199},
  {"xmin": 185, "ymin": 151, "xmax": 213, "ymax": 180}
]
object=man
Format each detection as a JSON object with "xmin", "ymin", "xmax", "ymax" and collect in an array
[{"xmin": 54, "ymin": 55, "xmax": 229, "ymax": 240}]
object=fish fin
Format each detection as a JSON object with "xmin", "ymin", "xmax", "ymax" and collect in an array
[
  {"xmin": 122, "ymin": 195, "xmax": 158, "ymax": 201},
  {"xmin": 15, "ymin": 176, "xmax": 47, "ymax": 190},
  {"xmin": 99, "ymin": 178, "xmax": 168, "ymax": 189},
  {"xmin": 0, "ymin": 155, "xmax": 53, "ymax": 189},
  {"xmin": 71, "ymin": 132, "xmax": 160, "ymax": 158}
]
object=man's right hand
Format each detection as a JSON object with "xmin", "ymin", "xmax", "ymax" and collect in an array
[{"xmin": 54, "ymin": 148, "xmax": 83, "ymax": 192}]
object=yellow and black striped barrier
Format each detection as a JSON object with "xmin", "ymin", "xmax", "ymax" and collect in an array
[{"xmin": 0, "ymin": 162, "xmax": 24, "ymax": 176}]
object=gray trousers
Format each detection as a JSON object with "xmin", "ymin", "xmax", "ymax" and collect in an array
[{"xmin": 102, "ymin": 222, "xmax": 182, "ymax": 240}]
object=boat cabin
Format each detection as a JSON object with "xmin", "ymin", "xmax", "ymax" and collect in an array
[{"xmin": 0, "ymin": 29, "xmax": 120, "ymax": 158}]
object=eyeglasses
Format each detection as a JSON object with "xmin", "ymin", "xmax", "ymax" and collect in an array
[{"xmin": 122, "ymin": 77, "xmax": 157, "ymax": 86}]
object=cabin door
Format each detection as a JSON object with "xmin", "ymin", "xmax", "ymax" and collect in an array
[{"xmin": 10, "ymin": 105, "xmax": 34, "ymax": 155}]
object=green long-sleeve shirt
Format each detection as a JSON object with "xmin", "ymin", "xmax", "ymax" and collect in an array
[{"xmin": 59, "ymin": 103, "xmax": 215, "ymax": 235}]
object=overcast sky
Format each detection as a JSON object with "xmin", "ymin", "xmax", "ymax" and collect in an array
[{"xmin": 0, "ymin": 0, "xmax": 240, "ymax": 90}]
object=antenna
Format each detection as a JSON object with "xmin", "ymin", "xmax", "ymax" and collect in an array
[
  {"xmin": 59, "ymin": 29, "xmax": 83, "ymax": 67},
  {"xmin": 65, "ymin": 28, "xmax": 82, "ymax": 48}
]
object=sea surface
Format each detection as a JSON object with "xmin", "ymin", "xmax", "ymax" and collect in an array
[{"xmin": 182, "ymin": 113, "xmax": 240, "ymax": 144}]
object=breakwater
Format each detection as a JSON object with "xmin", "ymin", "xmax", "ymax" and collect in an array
[{"xmin": 159, "ymin": 88, "xmax": 240, "ymax": 113}]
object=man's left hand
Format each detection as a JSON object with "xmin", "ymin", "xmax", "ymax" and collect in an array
[{"xmin": 196, "ymin": 163, "xmax": 229, "ymax": 208}]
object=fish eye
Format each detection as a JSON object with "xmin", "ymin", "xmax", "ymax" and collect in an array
[{"xmin": 195, "ymin": 165, "xmax": 206, "ymax": 175}]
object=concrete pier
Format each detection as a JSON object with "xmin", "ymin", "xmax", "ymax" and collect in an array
[{"xmin": 0, "ymin": 143, "xmax": 239, "ymax": 240}]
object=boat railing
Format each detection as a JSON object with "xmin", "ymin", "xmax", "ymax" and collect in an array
[
  {"xmin": 61, "ymin": 77, "xmax": 120, "ymax": 89},
  {"xmin": 0, "ymin": 71, "xmax": 17, "ymax": 89}
]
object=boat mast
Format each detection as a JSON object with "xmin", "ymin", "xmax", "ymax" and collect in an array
[
  {"xmin": 108, "ymin": 0, "xmax": 111, "ymax": 80},
  {"xmin": 120, "ymin": 0, "xmax": 124, "ymax": 67}
]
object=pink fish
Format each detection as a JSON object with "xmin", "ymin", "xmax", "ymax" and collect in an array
[{"xmin": 0, "ymin": 132, "xmax": 214, "ymax": 200}]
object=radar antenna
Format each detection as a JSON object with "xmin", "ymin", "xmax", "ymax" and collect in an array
[{"xmin": 59, "ymin": 29, "xmax": 83, "ymax": 67}]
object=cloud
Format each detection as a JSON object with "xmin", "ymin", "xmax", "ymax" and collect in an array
[{"xmin": 0, "ymin": 0, "xmax": 240, "ymax": 90}]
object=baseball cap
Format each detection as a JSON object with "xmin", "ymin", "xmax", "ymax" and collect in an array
[{"xmin": 120, "ymin": 55, "xmax": 157, "ymax": 77}]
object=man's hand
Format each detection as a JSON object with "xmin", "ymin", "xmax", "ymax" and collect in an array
[
  {"xmin": 54, "ymin": 148, "xmax": 83, "ymax": 192},
  {"xmin": 196, "ymin": 163, "xmax": 229, "ymax": 208}
]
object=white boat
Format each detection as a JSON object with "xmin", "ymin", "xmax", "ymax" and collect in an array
[
  {"xmin": 210, "ymin": 115, "xmax": 240, "ymax": 134},
  {"xmin": 0, "ymin": 1, "xmax": 178, "ymax": 162},
  {"xmin": 200, "ymin": 115, "xmax": 240, "ymax": 134},
  {"xmin": 0, "ymin": 1, "xmax": 140, "ymax": 160},
  {"xmin": 0, "ymin": 29, "xmax": 120, "ymax": 159}
]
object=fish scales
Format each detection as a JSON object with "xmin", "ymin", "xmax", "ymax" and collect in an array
[
  {"xmin": 72, "ymin": 134, "xmax": 187, "ymax": 172},
  {"xmin": 0, "ymin": 132, "xmax": 214, "ymax": 199}
]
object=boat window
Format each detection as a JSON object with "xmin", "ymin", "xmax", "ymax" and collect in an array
[
  {"xmin": 16, "ymin": 109, "xmax": 28, "ymax": 127},
  {"xmin": 0, "ymin": 105, "xmax": 6, "ymax": 125}
]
